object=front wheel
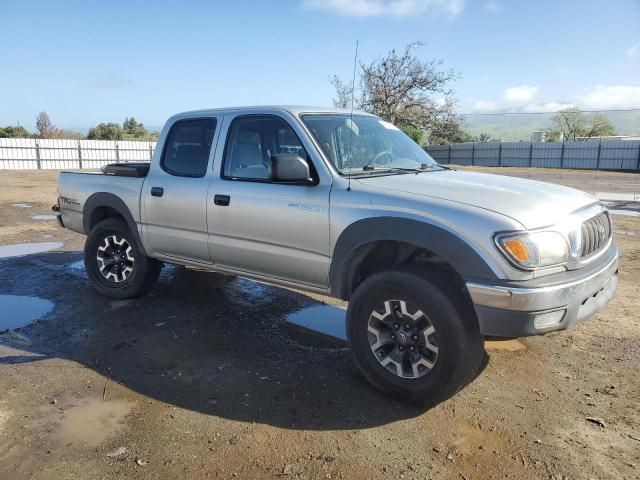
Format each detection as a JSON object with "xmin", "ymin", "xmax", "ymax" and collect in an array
[
  {"xmin": 347, "ymin": 267, "xmax": 485, "ymax": 406},
  {"xmin": 84, "ymin": 218, "xmax": 162, "ymax": 299}
]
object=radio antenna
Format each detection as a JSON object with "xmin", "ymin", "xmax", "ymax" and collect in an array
[{"xmin": 347, "ymin": 40, "xmax": 359, "ymax": 192}]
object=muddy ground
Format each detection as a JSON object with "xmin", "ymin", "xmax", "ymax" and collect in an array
[{"xmin": 0, "ymin": 168, "xmax": 639, "ymax": 480}]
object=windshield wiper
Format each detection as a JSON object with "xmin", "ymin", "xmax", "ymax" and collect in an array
[{"xmin": 361, "ymin": 163, "xmax": 440, "ymax": 173}]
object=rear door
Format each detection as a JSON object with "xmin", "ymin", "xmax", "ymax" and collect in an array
[
  {"xmin": 141, "ymin": 116, "xmax": 220, "ymax": 263},
  {"xmin": 207, "ymin": 113, "xmax": 332, "ymax": 288}
]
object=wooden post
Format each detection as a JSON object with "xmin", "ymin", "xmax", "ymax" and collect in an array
[
  {"xmin": 560, "ymin": 141, "xmax": 565, "ymax": 168},
  {"xmin": 149, "ymin": 143, "xmax": 153, "ymax": 160},
  {"xmin": 498, "ymin": 142, "xmax": 502, "ymax": 167},
  {"xmin": 448, "ymin": 144, "xmax": 452, "ymax": 165},
  {"xmin": 77, "ymin": 140, "xmax": 83, "ymax": 169},
  {"xmin": 115, "ymin": 142, "xmax": 120, "ymax": 163},
  {"xmin": 528, "ymin": 142, "xmax": 533, "ymax": 167},
  {"xmin": 596, "ymin": 140, "xmax": 602, "ymax": 170},
  {"xmin": 471, "ymin": 142, "xmax": 475, "ymax": 166},
  {"xmin": 35, "ymin": 140, "xmax": 41, "ymax": 169}
]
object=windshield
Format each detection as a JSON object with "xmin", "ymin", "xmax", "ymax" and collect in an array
[{"xmin": 301, "ymin": 114, "xmax": 439, "ymax": 175}]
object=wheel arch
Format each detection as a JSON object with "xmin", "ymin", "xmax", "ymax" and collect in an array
[
  {"xmin": 329, "ymin": 217, "xmax": 499, "ymax": 300},
  {"xmin": 83, "ymin": 192, "xmax": 148, "ymax": 256}
]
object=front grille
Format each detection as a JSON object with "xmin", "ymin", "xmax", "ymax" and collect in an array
[{"xmin": 581, "ymin": 212, "xmax": 611, "ymax": 258}]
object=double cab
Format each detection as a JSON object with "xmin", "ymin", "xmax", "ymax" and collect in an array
[{"xmin": 56, "ymin": 106, "xmax": 618, "ymax": 404}]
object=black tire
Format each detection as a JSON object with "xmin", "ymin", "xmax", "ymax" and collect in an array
[
  {"xmin": 346, "ymin": 266, "xmax": 485, "ymax": 406},
  {"xmin": 84, "ymin": 218, "xmax": 162, "ymax": 299}
]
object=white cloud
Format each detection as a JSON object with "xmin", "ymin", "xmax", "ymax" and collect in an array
[
  {"xmin": 483, "ymin": 0, "xmax": 501, "ymax": 12},
  {"xmin": 521, "ymin": 101, "xmax": 575, "ymax": 113},
  {"xmin": 302, "ymin": 0, "xmax": 464, "ymax": 17},
  {"xmin": 627, "ymin": 42, "xmax": 640, "ymax": 61},
  {"xmin": 503, "ymin": 85, "xmax": 539, "ymax": 103},
  {"xmin": 472, "ymin": 100, "xmax": 498, "ymax": 111},
  {"xmin": 577, "ymin": 85, "xmax": 640, "ymax": 109}
]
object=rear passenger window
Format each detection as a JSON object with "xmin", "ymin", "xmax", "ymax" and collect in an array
[{"xmin": 161, "ymin": 118, "xmax": 216, "ymax": 177}]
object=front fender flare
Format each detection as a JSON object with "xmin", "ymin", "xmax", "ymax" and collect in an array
[{"xmin": 329, "ymin": 217, "xmax": 499, "ymax": 299}]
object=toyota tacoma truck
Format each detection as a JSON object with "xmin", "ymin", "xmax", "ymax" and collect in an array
[{"xmin": 55, "ymin": 106, "xmax": 618, "ymax": 404}]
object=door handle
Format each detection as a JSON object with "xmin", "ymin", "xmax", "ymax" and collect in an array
[
  {"xmin": 151, "ymin": 187, "xmax": 164, "ymax": 197},
  {"xmin": 214, "ymin": 194, "xmax": 230, "ymax": 206}
]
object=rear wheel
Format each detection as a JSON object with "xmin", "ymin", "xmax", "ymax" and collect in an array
[
  {"xmin": 84, "ymin": 218, "xmax": 162, "ymax": 299},
  {"xmin": 347, "ymin": 267, "xmax": 485, "ymax": 405}
]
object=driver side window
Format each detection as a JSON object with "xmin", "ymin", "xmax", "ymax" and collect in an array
[{"xmin": 223, "ymin": 116, "xmax": 306, "ymax": 181}]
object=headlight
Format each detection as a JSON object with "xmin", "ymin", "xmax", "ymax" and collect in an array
[{"xmin": 495, "ymin": 231, "xmax": 569, "ymax": 269}]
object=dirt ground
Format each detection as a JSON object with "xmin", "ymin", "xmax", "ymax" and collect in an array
[{"xmin": 0, "ymin": 168, "xmax": 639, "ymax": 480}]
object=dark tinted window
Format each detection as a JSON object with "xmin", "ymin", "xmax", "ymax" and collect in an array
[
  {"xmin": 223, "ymin": 116, "xmax": 306, "ymax": 180},
  {"xmin": 161, "ymin": 118, "xmax": 217, "ymax": 177}
]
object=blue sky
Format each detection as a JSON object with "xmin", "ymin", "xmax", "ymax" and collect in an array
[{"xmin": 1, "ymin": 0, "xmax": 639, "ymax": 131}]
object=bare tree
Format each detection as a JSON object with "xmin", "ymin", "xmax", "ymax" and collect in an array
[
  {"xmin": 331, "ymin": 42, "xmax": 466, "ymax": 144},
  {"xmin": 35, "ymin": 111, "xmax": 59, "ymax": 139},
  {"xmin": 551, "ymin": 107, "xmax": 615, "ymax": 141},
  {"xmin": 329, "ymin": 75, "xmax": 354, "ymax": 110}
]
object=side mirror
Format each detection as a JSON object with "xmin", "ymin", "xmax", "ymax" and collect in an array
[{"xmin": 269, "ymin": 154, "xmax": 314, "ymax": 185}]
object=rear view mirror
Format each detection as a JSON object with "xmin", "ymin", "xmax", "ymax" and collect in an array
[{"xmin": 269, "ymin": 154, "xmax": 314, "ymax": 185}]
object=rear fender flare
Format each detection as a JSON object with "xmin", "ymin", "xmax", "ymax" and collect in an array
[{"xmin": 83, "ymin": 192, "xmax": 148, "ymax": 256}]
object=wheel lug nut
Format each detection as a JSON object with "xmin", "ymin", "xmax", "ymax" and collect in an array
[
  {"xmin": 394, "ymin": 323, "xmax": 399, "ymax": 329},
  {"xmin": 410, "ymin": 346, "xmax": 415, "ymax": 351},
  {"xmin": 412, "ymin": 335, "xmax": 418, "ymax": 341},
  {"xmin": 405, "ymin": 324, "xmax": 410, "ymax": 329},
  {"xmin": 398, "ymin": 346, "xmax": 404, "ymax": 351},
  {"xmin": 391, "ymin": 334, "xmax": 395, "ymax": 340}
]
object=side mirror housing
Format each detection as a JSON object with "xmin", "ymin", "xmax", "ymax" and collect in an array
[{"xmin": 269, "ymin": 154, "xmax": 314, "ymax": 185}]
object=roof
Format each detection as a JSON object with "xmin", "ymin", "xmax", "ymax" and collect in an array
[{"xmin": 174, "ymin": 105, "xmax": 374, "ymax": 117}]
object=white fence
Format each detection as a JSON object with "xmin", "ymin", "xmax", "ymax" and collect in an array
[
  {"xmin": 425, "ymin": 140, "xmax": 640, "ymax": 170},
  {"xmin": 0, "ymin": 138, "xmax": 157, "ymax": 170}
]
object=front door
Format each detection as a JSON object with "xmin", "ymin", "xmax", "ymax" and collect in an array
[
  {"xmin": 207, "ymin": 114, "xmax": 331, "ymax": 287},
  {"xmin": 142, "ymin": 116, "xmax": 220, "ymax": 263}
]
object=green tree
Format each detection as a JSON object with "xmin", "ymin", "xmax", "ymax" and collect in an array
[
  {"xmin": 123, "ymin": 116, "xmax": 149, "ymax": 138},
  {"xmin": 475, "ymin": 132, "xmax": 498, "ymax": 142},
  {"xmin": 551, "ymin": 107, "xmax": 616, "ymax": 141},
  {"xmin": 87, "ymin": 123, "xmax": 124, "ymax": 140},
  {"xmin": 398, "ymin": 124, "xmax": 425, "ymax": 144},
  {"xmin": 427, "ymin": 113, "xmax": 474, "ymax": 144},
  {"xmin": 0, "ymin": 125, "xmax": 31, "ymax": 138},
  {"xmin": 35, "ymin": 111, "xmax": 60, "ymax": 139}
]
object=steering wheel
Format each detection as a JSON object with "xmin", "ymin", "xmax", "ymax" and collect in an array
[{"xmin": 369, "ymin": 150, "xmax": 393, "ymax": 166}]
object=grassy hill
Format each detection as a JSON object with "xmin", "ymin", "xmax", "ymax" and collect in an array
[{"xmin": 463, "ymin": 111, "xmax": 640, "ymax": 141}]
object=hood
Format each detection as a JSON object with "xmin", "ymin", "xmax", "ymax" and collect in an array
[{"xmin": 356, "ymin": 170, "xmax": 597, "ymax": 229}]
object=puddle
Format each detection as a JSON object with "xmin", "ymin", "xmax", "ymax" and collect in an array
[
  {"xmin": 609, "ymin": 209, "xmax": 640, "ymax": 218},
  {"xmin": 485, "ymin": 339, "xmax": 527, "ymax": 351},
  {"xmin": 0, "ymin": 242, "xmax": 63, "ymax": 258},
  {"xmin": 68, "ymin": 260, "xmax": 87, "ymax": 276},
  {"xmin": 32, "ymin": 214, "xmax": 57, "ymax": 221},
  {"xmin": 50, "ymin": 397, "xmax": 133, "ymax": 448},
  {"xmin": 0, "ymin": 295, "xmax": 54, "ymax": 331},
  {"xmin": 282, "ymin": 305, "xmax": 348, "ymax": 349},
  {"xmin": 12, "ymin": 203, "xmax": 31, "ymax": 208}
]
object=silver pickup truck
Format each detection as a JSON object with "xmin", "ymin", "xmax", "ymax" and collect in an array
[{"xmin": 56, "ymin": 106, "xmax": 618, "ymax": 404}]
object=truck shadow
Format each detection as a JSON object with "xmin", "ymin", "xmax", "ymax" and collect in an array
[{"xmin": 0, "ymin": 251, "xmax": 487, "ymax": 431}]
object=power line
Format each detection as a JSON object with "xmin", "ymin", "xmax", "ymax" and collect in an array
[{"xmin": 459, "ymin": 108, "xmax": 640, "ymax": 116}]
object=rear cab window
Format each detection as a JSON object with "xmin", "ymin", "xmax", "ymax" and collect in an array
[{"xmin": 161, "ymin": 118, "xmax": 217, "ymax": 177}]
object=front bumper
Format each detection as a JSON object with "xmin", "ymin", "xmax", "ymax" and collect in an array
[{"xmin": 467, "ymin": 245, "xmax": 618, "ymax": 337}]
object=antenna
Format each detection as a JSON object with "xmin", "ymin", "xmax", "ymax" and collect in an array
[{"xmin": 347, "ymin": 40, "xmax": 359, "ymax": 192}]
